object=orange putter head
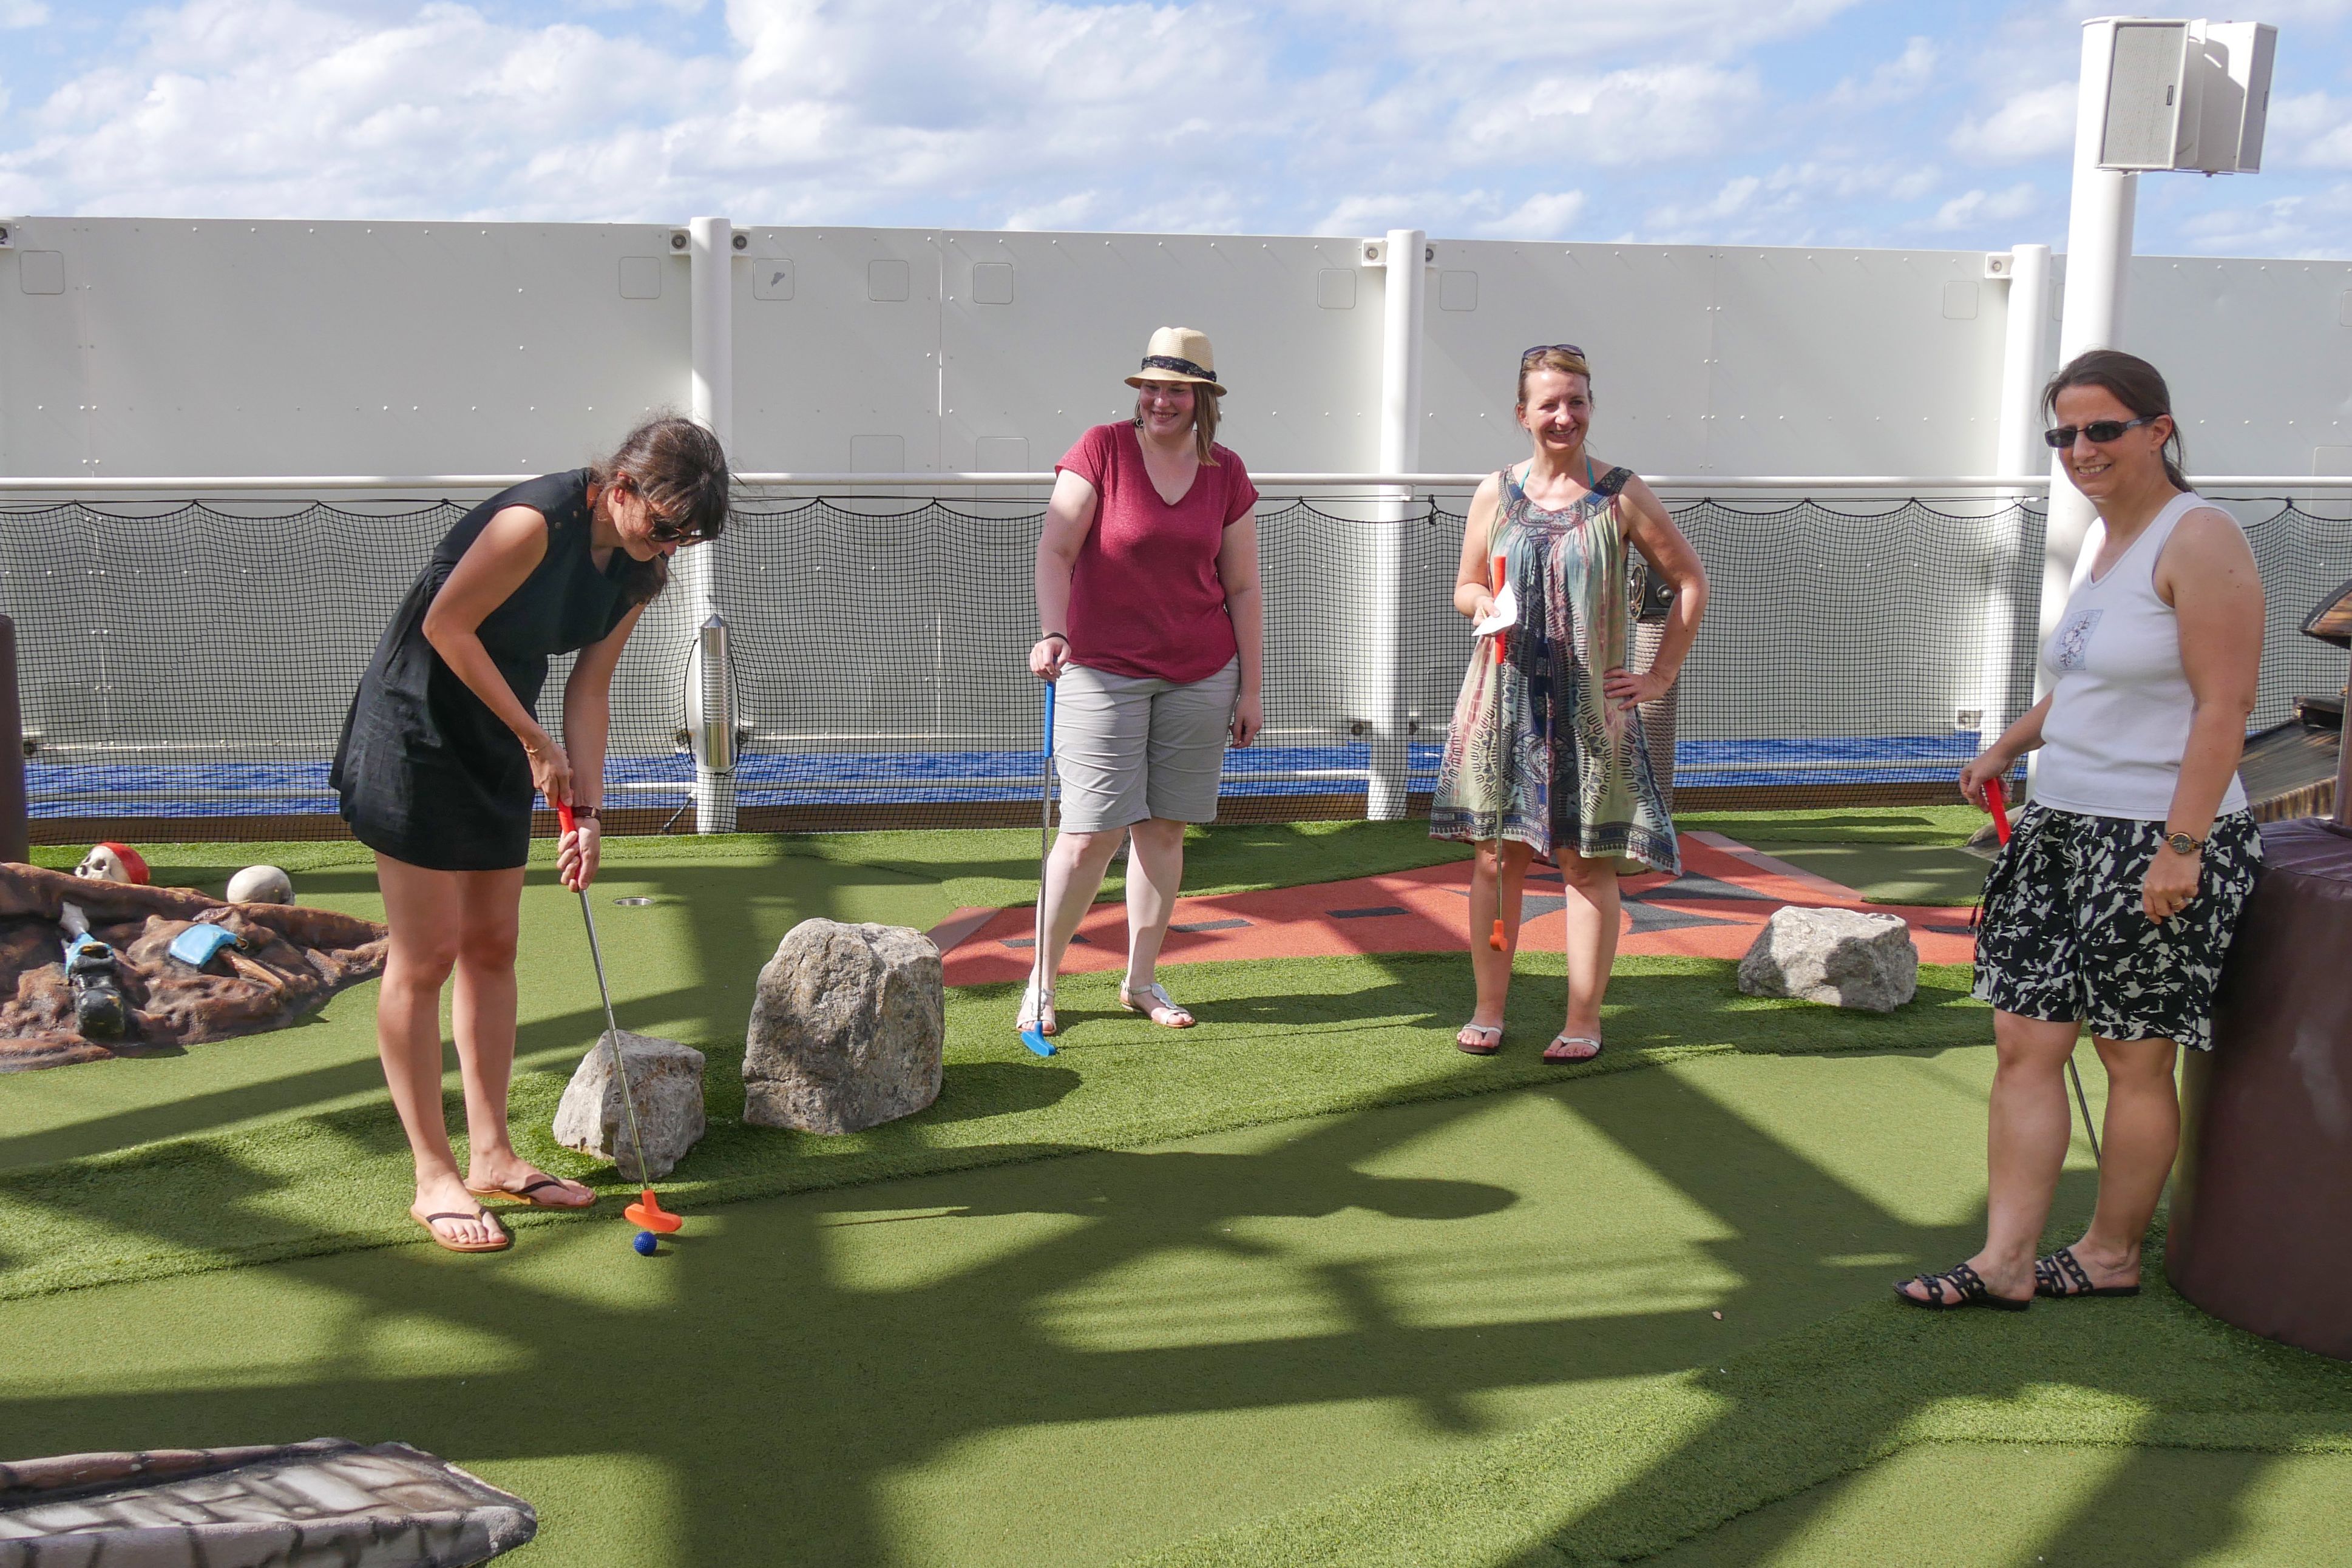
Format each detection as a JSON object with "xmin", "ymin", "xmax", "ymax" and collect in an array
[
  {"xmin": 625, "ymin": 1188, "xmax": 683, "ymax": 1233},
  {"xmin": 1488, "ymin": 918, "xmax": 1506, "ymax": 951}
]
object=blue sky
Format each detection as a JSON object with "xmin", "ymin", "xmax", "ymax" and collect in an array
[{"xmin": 2, "ymin": 1, "xmax": 2349, "ymax": 255}]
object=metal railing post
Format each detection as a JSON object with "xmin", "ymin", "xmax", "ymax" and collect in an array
[
  {"xmin": 1983, "ymin": 242, "xmax": 2052, "ymax": 768},
  {"xmin": 686, "ymin": 214, "xmax": 737, "ymax": 831},
  {"xmin": 0, "ymin": 615, "xmax": 25, "ymax": 863},
  {"xmin": 1367, "ymin": 228, "xmax": 1426, "ymax": 821}
]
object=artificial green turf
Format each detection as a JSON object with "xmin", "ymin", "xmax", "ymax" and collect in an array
[
  {"xmin": 0, "ymin": 1046, "xmax": 2135, "ymax": 1568},
  {"xmin": 1133, "ymin": 1209, "xmax": 2352, "ymax": 1568},
  {"xmin": 1677, "ymin": 805, "xmax": 1994, "ymax": 908},
  {"xmin": 0, "ymin": 950, "xmax": 1991, "ymax": 1303},
  {"xmin": 29, "ymin": 817, "xmax": 1471, "ymax": 910},
  {"xmin": 1644, "ymin": 1442, "xmax": 2352, "ymax": 1567}
]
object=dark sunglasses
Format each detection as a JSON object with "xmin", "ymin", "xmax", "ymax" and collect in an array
[
  {"xmin": 617, "ymin": 479, "xmax": 711, "ymax": 544},
  {"xmin": 1522, "ymin": 342, "xmax": 1586, "ymax": 362},
  {"xmin": 2044, "ymin": 415, "xmax": 2157, "ymax": 448},
  {"xmin": 645, "ymin": 512, "xmax": 712, "ymax": 545}
]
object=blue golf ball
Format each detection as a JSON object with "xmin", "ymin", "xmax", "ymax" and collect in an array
[{"xmin": 632, "ymin": 1229, "xmax": 658, "ymax": 1255}]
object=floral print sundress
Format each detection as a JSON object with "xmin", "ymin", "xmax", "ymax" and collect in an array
[{"xmin": 1428, "ymin": 462, "xmax": 1679, "ymax": 875}]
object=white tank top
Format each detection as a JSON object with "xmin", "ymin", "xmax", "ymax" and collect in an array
[{"xmin": 2033, "ymin": 490, "xmax": 2249, "ymax": 820}]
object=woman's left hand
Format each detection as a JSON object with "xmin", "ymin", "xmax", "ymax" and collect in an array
[
  {"xmin": 1232, "ymin": 692, "xmax": 1263, "ymax": 748},
  {"xmin": 558, "ymin": 817, "xmax": 602, "ymax": 893},
  {"xmin": 1603, "ymin": 667, "xmax": 1671, "ymax": 712},
  {"xmin": 2142, "ymin": 844, "xmax": 2200, "ymax": 923}
]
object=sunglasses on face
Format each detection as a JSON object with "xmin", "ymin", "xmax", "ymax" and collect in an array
[
  {"xmin": 617, "ymin": 480, "xmax": 710, "ymax": 544},
  {"xmin": 2044, "ymin": 415, "xmax": 2157, "ymax": 449},
  {"xmin": 645, "ymin": 513, "xmax": 710, "ymax": 545},
  {"xmin": 1522, "ymin": 342, "xmax": 1586, "ymax": 362}
]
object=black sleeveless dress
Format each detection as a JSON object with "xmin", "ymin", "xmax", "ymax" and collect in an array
[{"xmin": 332, "ymin": 470, "xmax": 636, "ymax": 871}]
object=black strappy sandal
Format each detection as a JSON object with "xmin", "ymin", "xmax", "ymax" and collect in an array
[
  {"xmin": 1894, "ymin": 1260, "xmax": 2032, "ymax": 1312},
  {"xmin": 2035, "ymin": 1245, "xmax": 2141, "ymax": 1299}
]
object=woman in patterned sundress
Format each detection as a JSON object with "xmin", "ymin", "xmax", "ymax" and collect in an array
[{"xmin": 1429, "ymin": 345, "xmax": 1707, "ymax": 1062}]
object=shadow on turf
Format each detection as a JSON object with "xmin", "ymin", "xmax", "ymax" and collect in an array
[{"xmin": 0, "ymin": 1045, "xmax": 2164, "ymax": 1568}]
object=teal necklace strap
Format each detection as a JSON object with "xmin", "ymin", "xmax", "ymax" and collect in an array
[{"xmin": 1513, "ymin": 456, "xmax": 1598, "ymax": 498}]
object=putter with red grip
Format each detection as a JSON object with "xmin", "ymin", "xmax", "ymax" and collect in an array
[
  {"xmin": 1982, "ymin": 777, "xmax": 2100, "ymax": 1164},
  {"xmin": 555, "ymin": 799, "xmax": 682, "ymax": 1232}
]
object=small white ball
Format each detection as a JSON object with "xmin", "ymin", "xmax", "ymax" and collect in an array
[{"xmin": 227, "ymin": 865, "xmax": 294, "ymax": 905}]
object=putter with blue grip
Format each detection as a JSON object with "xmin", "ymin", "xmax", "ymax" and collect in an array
[{"xmin": 1018, "ymin": 680, "xmax": 1059, "ymax": 1058}]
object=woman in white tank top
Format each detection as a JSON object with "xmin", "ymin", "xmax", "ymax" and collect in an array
[{"xmin": 1898, "ymin": 351, "xmax": 2265, "ymax": 1313}]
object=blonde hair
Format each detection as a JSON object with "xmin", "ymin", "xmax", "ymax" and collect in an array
[
  {"xmin": 1516, "ymin": 348, "xmax": 1593, "ymax": 405},
  {"xmin": 1132, "ymin": 382, "xmax": 1222, "ymax": 464}
]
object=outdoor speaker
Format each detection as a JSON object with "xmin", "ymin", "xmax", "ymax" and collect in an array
[{"xmin": 2098, "ymin": 18, "xmax": 2277, "ymax": 174}]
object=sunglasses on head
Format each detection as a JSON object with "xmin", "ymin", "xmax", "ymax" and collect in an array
[
  {"xmin": 2044, "ymin": 415, "xmax": 2158, "ymax": 448},
  {"xmin": 1522, "ymin": 342, "xmax": 1587, "ymax": 362}
]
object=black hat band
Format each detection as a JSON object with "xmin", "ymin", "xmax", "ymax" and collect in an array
[{"xmin": 1139, "ymin": 354, "xmax": 1217, "ymax": 381}]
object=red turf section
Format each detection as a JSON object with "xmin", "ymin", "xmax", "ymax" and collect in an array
[{"xmin": 934, "ymin": 831, "xmax": 1977, "ymax": 986}]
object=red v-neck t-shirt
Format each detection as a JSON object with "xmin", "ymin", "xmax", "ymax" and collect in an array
[{"xmin": 1055, "ymin": 422, "xmax": 1259, "ymax": 683}]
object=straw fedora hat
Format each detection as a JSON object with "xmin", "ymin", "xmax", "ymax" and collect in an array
[{"xmin": 1125, "ymin": 326, "xmax": 1226, "ymax": 396}]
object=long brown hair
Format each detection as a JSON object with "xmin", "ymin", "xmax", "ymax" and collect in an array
[
  {"xmin": 1131, "ymin": 382, "xmax": 1222, "ymax": 464},
  {"xmin": 589, "ymin": 416, "xmax": 732, "ymax": 606},
  {"xmin": 2044, "ymin": 350, "xmax": 2188, "ymax": 490}
]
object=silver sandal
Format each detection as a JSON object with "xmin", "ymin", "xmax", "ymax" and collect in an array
[
  {"xmin": 1017, "ymin": 978, "xmax": 1057, "ymax": 1037},
  {"xmin": 1119, "ymin": 981, "xmax": 1195, "ymax": 1028}
]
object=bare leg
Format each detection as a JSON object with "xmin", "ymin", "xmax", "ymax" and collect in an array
[
  {"xmin": 449, "ymin": 868, "xmax": 593, "ymax": 1208},
  {"xmin": 1121, "ymin": 817, "xmax": 1195, "ymax": 1025},
  {"xmin": 1463, "ymin": 839, "xmax": 1533, "ymax": 1045},
  {"xmin": 374, "ymin": 855, "xmax": 501, "ymax": 1249},
  {"xmin": 1025, "ymin": 826, "xmax": 1125, "ymax": 1032},
  {"xmin": 2063, "ymin": 1034, "xmax": 2182, "ymax": 1288},
  {"xmin": 1899, "ymin": 1009, "xmax": 2077, "ymax": 1303},
  {"xmin": 1553, "ymin": 850, "xmax": 1622, "ymax": 1053}
]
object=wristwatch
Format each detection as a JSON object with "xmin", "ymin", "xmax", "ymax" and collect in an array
[{"xmin": 2164, "ymin": 831, "xmax": 2203, "ymax": 857}]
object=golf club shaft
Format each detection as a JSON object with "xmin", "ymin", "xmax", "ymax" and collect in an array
[
  {"xmin": 1034, "ymin": 681, "xmax": 1055, "ymax": 1004},
  {"xmin": 2066, "ymin": 1056, "xmax": 2102, "ymax": 1164},
  {"xmin": 558, "ymin": 800, "xmax": 656, "ymax": 1183}
]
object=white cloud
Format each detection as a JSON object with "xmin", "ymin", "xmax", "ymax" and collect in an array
[
  {"xmin": 2268, "ymin": 90, "xmax": 2352, "ymax": 169},
  {"xmin": 1928, "ymin": 181, "xmax": 2041, "ymax": 231},
  {"xmin": 1455, "ymin": 63, "xmax": 1762, "ymax": 169},
  {"xmin": 0, "ymin": 1, "xmax": 47, "ymax": 27},
  {"xmin": 1293, "ymin": 0, "xmax": 1863, "ymax": 61},
  {"xmin": 1829, "ymin": 36, "xmax": 1935, "ymax": 109},
  {"xmin": 1478, "ymin": 191, "xmax": 1587, "ymax": 239},
  {"xmin": 1949, "ymin": 81, "xmax": 2076, "ymax": 163}
]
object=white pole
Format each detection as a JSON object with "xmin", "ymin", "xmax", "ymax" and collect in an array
[
  {"xmin": 686, "ymin": 215, "xmax": 737, "ymax": 831},
  {"xmin": 1367, "ymin": 228, "xmax": 1426, "ymax": 820},
  {"xmin": 1980, "ymin": 242, "xmax": 2052, "ymax": 755},
  {"xmin": 2032, "ymin": 20, "xmax": 2138, "ymax": 797}
]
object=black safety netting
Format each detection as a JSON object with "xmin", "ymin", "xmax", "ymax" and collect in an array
[{"xmin": 1, "ymin": 494, "xmax": 2343, "ymax": 840}]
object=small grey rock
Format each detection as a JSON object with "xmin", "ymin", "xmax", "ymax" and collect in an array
[
  {"xmin": 1737, "ymin": 906, "xmax": 1918, "ymax": 1012},
  {"xmin": 742, "ymin": 920, "xmax": 943, "ymax": 1135},
  {"xmin": 551, "ymin": 1030, "xmax": 706, "ymax": 1180}
]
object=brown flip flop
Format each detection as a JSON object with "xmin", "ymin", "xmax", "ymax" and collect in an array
[
  {"xmin": 412, "ymin": 1205, "xmax": 510, "ymax": 1254},
  {"xmin": 467, "ymin": 1175, "xmax": 595, "ymax": 1211}
]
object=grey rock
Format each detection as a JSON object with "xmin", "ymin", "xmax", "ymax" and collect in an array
[
  {"xmin": 1737, "ymin": 905, "xmax": 1919, "ymax": 1012},
  {"xmin": 0, "ymin": 1436, "xmax": 534, "ymax": 1565},
  {"xmin": 742, "ymin": 921, "xmax": 943, "ymax": 1135},
  {"xmin": 551, "ymin": 1030, "xmax": 706, "ymax": 1181}
]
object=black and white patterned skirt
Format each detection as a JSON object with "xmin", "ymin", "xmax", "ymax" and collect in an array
[{"xmin": 1971, "ymin": 806, "xmax": 2261, "ymax": 1051}]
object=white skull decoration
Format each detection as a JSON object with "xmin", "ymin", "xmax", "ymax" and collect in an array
[{"xmin": 73, "ymin": 842, "xmax": 147, "ymax": 885}]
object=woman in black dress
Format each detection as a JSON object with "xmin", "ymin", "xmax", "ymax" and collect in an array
[{"xmin": 333, "ymin": 416, "xmax": 729, "ymax": 1252}]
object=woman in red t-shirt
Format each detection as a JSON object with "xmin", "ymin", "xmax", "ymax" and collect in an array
[{"xmin": 1023, "ymin": 328, "xmax": 1264, "ymax": 1036}]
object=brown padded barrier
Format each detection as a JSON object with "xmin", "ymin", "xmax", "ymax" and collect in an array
[{"xmin": 2169, "ymin": 817, "xmax": 2352, "ymax": 1362}]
